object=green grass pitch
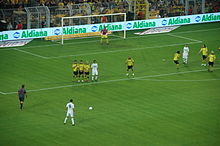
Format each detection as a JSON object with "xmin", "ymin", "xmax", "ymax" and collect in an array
[{"xmin": 0, "ymin": 22, "xmax": 220, "ymax": 146}]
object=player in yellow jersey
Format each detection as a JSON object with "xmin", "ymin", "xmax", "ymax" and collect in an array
[
  {"xmin": 72, "ymin": 60, "xmax": 79, "ymax": 81},
  {"xmin": 199, "ymin": 44, "xmax": 208, "ymax": 66},
  {"xmin": 84, "ymin": 61, "xmax": 90, "ymax": 82},
  {"xmin": 173, "ymin": 51, "xmax": 181, "ymax": 69},
  {"xmin": 208, "ymin": 51, "xmax": 216, "ymax": 72},
  {"xmin": 78, "ymin": 60, "xmax": 84, "ymax": 82},
  {"xmin": 125, "ymin": 56, "xmax": 135, "ymax": 77}
]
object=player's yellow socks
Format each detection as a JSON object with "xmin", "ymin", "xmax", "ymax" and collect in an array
[
  {"xmin": 106, "ymin": 38, "xmax": 109, "ymax": 44},
  {"xmin": 100, "ymin": 38, "xmax": 103, "ymax": 44}
]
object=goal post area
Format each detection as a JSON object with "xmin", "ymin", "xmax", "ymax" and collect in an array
[{"xmin": 59, "ymin": 13, "xmax": 127, "ymax": 45}]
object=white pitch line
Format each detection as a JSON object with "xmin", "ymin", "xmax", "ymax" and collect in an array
[
  {"xmin": 0, "ymin": 33, "xmax": 168, "ymax": 51},
  {"xmin": 0, "ymin": 91, "xmax": 6, "ymax": 95},
  {"xmin": 135, "ymin": 78, "xmax": 220, "ymax": 82},
  {"xmin": 173, "ymin": 27, "xmax": 220, "ymax": 34},
  {"xmin": 1, "ymin": 68, "xmax": 219, "ymax": 95},
  {"xmin": 13, "ymin": 48, "xmax": 48, "ymax": 59},
  {"xmin": 167, "ymin": 33, "xmax": 202, "ymax": 42},
  {"xmin": 1, "ymin": 27, "xmax": 219, "ymax": 51},
  {"xmin": 46, "ymin": 41, "xmax": 201, "ymax": 59}
]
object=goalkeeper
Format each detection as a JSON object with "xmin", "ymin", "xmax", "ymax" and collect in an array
[{"xmin": 100, "ymin": 26, "xmax": 109, "ymax": 45}]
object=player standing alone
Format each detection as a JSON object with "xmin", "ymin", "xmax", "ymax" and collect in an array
[
  {"xmin": 173, "ymin": 51, "xmax": 181, "ymax": 69},
  {"xmin": 183, "ymin": 44, "xmax": 189, "ymax": 64},
  {"xmin": 64, "ymin": 99, "xmax": 75, "ymax": 126},
  {"xmin": 208, "ymin": 51, "xmax": 216, "ymax": 72},
  {"xmin": 125, "ymin": 56, "xmax": 135, "ymax": 77},
  {"xmin": 100, "ymin": 26, "xmax": 109, "ymax": 45},
  {"xmin": 91, "ymin": 60, "xmax": 99, "ymax": 82},
  {"xmin": 199, "ymin": 44, "xmax": 208, "ymax": 66},
  {"xmin": 18, "ymin": 85, "xmax": 27, "ymax": 110}
]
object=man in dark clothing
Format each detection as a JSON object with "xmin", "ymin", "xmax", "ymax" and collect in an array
[{"xmin": 18, "ymin": 85, "xmax": 27, "ymax": 110}]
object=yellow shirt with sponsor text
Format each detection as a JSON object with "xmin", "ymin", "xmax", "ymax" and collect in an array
[
  {"xmin": 208, "ymin": 54, "xmax": 216, "ymax": 62},
  {"xmin": 200, "ymin": 47, "xmax": 208, "ymax": 56},
  {"xmin": 126, "ymin": 58, "xmax": 134, "ymax": 66},
  {"xmin": 84, "ymin": 64, "xmax": 90, "ymax": 72},
  {"xmin": 78, "ymin": 63, "xmax": 84, "ymax": 71},
  {"xmin": 72, "ymin": 63, "xmax": 78, "ymax": 72},
  {"xmin": 173, "ymin": 53, "xmax": 180, "ymax": 61}
]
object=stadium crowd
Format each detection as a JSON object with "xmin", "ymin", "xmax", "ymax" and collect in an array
[{"xmin": 0, "ymin": 0, "xmax": 219, "ymax": 30}]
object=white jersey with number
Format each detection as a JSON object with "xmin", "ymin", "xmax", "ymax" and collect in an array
[
  {"xmin": 183, "ymin": 46, "xmax": 189, "ymax": 58},
  {"xmin": 91, "ymin": 63, "xmax": 98, "ymax": 75},
  {"xmin": 66, "ymin": 102, "xmax": 74, "ymax": 117}
]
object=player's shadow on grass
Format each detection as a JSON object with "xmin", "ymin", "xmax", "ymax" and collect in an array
[{"xmin": 77, "ymin": 117, "xmax": 96, "ymax": 125}]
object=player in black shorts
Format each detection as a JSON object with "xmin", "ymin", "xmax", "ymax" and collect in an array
[
  {"xmin": 127, "ymin": 65, "xmax": 133, "ymax": 70},
  {"xmin": 125, "ymin": 57, "xmax": 135, "ymax": 77},
  {"xmin": 202, "ymin": 55, "xmax": 207, "ymax": 60},
  {"xmin": 78, "ymin": 60, "xmax": 84, "ymax": 82},
  {"xmin": 72, "ymin": 60, "xmax": 79, "ymax": 81},
  {"xmin": 18, "ymin": 85, "xmax": 27, "ymax": 110},
  {"xmin": 173, "ymin": 51, "xmax": 180, "ymax": 69},
  {"xmin": 73, "ymin": 71, "xmax": 78, "ymax": 76}
]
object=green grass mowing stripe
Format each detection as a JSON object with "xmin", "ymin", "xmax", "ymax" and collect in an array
[
  {"xmin": 45, "ymin": 41, "xmax": 201, "ymax": 59},
  {"xmin": 1, "ymin": 67, "xmax": 219, "ymax": 94},
  {"xmin": 1, "ymin": 22, "xmax": 220, "ymax": 146}
]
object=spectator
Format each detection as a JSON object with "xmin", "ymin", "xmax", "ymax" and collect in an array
[
  {"xmin": 16, "ymin": 21, "xmax": 23, "ymax": 30},
  {"xmin": 7, "ymin": 21, "xmax": 13, "ymax": 30}
]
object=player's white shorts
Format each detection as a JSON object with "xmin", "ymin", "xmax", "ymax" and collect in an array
[
  {"xmin": 183, "ymin": 53, "xmax": 188, "ymax": 59},
  {"xmin": 92, "ymin": 70, "xmax": 98, "ymax": 76},
  {"xmin": 66, "ymin": 111, "xmax": 74, "ymax": 117}
]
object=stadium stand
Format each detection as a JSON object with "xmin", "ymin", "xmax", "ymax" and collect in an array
[{"xmin": 0, "ymin": 0, "xmax": 219, "ymax": 30}]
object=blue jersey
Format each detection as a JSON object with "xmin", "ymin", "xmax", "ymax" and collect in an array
[{"xmin": 18, "ymin": 88, "xmax": 26, "ymax": 98}]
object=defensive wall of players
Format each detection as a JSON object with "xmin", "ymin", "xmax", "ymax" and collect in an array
[{"xmin": 0, "ymin": 12, "xmax": 220, "ymax": 41}]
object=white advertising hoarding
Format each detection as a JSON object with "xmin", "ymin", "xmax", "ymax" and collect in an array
[{"xmin": 0, "ymin": 12, "xmax": 220, "ymax": 41}]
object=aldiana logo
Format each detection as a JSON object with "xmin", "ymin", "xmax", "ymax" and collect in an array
[
  {"xmin": 91, "ymin": 26, "xmax": 98, "ymax": 32},
  {"xmin": 0, "ymin": 34, "xmax": 8, "ymax": 41},
  {"xmin": 13, "ymin": 32, "xmax": 20, "ymax": 38},
  {"xmin": 202, "ymin": 14, "xmax": 220, "ymax": 22},
  {"xmin": 99, "ymin": 24, "xmax": 123, "ymax": 31},
  {"xmin": 195, "ymin": 16, "xmax": 201, "ymax": 22},
  {"xmin": 63, "ymin": 27, "xmax": 87, "ymax": 34},
  {"xmin": 54, "ymin": 29, "xmax": 61, "ymax": 35},
  {"xmin": 21, "ymin": 30, "xmax": 47, "ymax": 38},
  {"xmin": 168, "ymin": 17, "xmax": 190, "ymax": 25},
  {"xmin": 162, "ymin": 19, "xmax": 167, "ymax": 25},
  {"xmin": 133, "ymin": 21, "xmax": 156, "ymax": 28},
  {"xmin": 126, "ymin": 23, "xmax": 132, "ymax": 29}
]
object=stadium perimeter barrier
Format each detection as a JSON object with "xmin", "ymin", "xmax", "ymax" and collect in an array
[
  {"xmin": 45, "ymin": 31, "xmax": 112, "ymax": 40},
  {"xmin": 0, "ymin": 12, "xmax": 220, "ymax": 42}
]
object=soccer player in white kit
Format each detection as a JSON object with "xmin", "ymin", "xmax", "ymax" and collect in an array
[
  {"xmin": 91, "ymin": 60, "xmax": 98, "ymax": 81},
  {"xmin": 64, "ymin": 99, "xmax": 75, "ymax": 126},
  {"xmin": 183, "ymin": 44, "xmax": 189, "ymax": 64}
]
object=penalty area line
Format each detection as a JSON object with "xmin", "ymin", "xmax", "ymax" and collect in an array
[
  {"xmin": 135, "ymin": 78, "xmax": 220, "ymax": 82},
  {"xmin": 0, "ymin": 91, "xmax": 6, "ymax": 95},
  {"xmin": 13, "ymin": 48, "xmax": 48, "ymax": 59},
  {"xmin": 1, "ymin": 68, "xmax": 220, "ymax": 95},
  {"xmin": 167, "ymin": 33, "xmax": 202, "ymax": 43}
]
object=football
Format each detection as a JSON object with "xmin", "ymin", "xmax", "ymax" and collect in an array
[{"xmin": 89, "ymin": 106, "xmax": 93, "ymax": 110}]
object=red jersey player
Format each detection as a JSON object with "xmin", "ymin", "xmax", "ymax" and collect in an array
[{"xmin": 100, "ymin": 26, "xmax": 109, "ymax": 45}]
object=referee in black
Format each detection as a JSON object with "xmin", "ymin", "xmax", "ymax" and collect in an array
[{"xmin": 18, "ymin": 85, "xmax": 27, "ymax": 110}]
